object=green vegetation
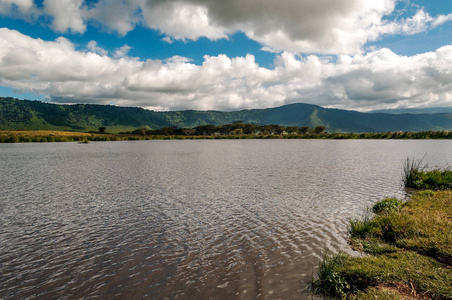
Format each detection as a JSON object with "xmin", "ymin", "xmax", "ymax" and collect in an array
[
  {"xmin": 0, "ymin": 130, "xmax": 138, "ymax": 143},
  {"xmin": 403, "ymin": 157, "xmax": 452, "ymax": 190},
  {"xmin": 2, "ymin": 97, "xmax": 452, "ymax": 133},
  {"xmin": 371, "ymin": 197, "xmax": 403, "ymax": 214},
  {"xmin": 3, "ymin": 127, "xmax": 452, "ymax": 143},
  {"xmin": 313, "ymin": 166, "xmax": 452, "ymax": 299}
]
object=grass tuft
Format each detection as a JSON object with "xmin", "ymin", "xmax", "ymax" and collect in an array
[
  {"xmin": 348, "ymin": 212, "xmax": 376, "ymax": 239},
  {"xmin": 372, "ymin": 197, "xmax": 404, "ymax": 214},
  {"xmin": 403, "ymin": 156, "xmax": 452, "ymax": 190},
  {"xmin": 312, "ymin": 252, "xmax": 351, "ymax": 298}
]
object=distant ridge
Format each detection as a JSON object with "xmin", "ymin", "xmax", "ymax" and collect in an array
[
  {"xmin": 1, "ymin": 97, "xmax": 452, "ymax": 133},
  {"xmin": 370, "ymin": 107, "xmax": 452, "ymax": 114}
]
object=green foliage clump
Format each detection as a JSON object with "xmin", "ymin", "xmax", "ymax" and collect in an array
[
  {"xmin": 372, "ymin": 197, "xmax": 403, "ymax": 214},
  {"xmin": 403, "ymin": 156, "xmax": 452, "ymax": 190},
  {"xmin": 349, "ymin": 213, "xmax": 378, "ymax": 239},
  {"xmin": 312, "ymin": 253, "xmax": 351, "ymax": 298},
  {"xmin": 416, "ymin": 189, "xmax": 435, "ymax": 197},
  {"xmin": 408, "ymin": 169, "xmax": 452, "ymax": 190}
]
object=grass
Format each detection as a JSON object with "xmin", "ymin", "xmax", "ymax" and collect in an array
[
  {"xmin": 403, "ymin": 156, "xmax": 452, "ymax": 190},
  {"xmin": 313, "ymin": 190, "xmax": 452, "ymax": 299},
  {"xmin": 372, "ymin": 197, "xmax": 404, "ymax": 214},
  {"xmin": 1, "ymin": 130, "xmax": 452, "ymax": 143},
  {"xmin": 313, "ymin": 253, "xmax": 351, "ymax": 298},
  {"xmin": 0, "ymin": 130, "xmax": 92, "ymax": 137},
  {"xmin": 0, "ymin": 130, "xmax": 135, "ymax": 143}
]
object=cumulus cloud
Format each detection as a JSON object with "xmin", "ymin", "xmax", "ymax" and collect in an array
[
  {"xmin": 0, "ymin": 0, "xmax": 38, "ymax": 20},
  {"xmin": 0, "ymin": 0, "xmax": 34, "ymax": 13},
  {"xmin": 1, "ymin": 0, "xmax": 452, "ymax": 54},
  {"xmin": 84, "ymin": 0, "xmax": 142, "ymax": 36},
  {"xmin": 1, "ymin": 28, "xmax": 452, "ymax": 111},
  {"xmin": 114, "ymin": 45, "xmax": 131, "ymax": 58},
  {"xmin": 42, "ymin": 0, "xmax": 86, "ymax": 33},
  {"xmin": 140, "ymin": 1, "xmax": 229, "ymax": 41}
]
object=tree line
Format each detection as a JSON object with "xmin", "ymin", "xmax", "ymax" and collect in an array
[{"xmin": 120, "ymin": 122, "xmax": 327, "ymax": 136}]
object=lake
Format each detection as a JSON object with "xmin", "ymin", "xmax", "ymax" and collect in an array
[{"xmin": 1, "ymin": 140, "xmax": 451, "ymax": 299}]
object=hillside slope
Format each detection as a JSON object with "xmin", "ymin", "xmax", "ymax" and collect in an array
[{"xmin": 1, "ymin": 97, "xmax": 452, "ymax": 133}]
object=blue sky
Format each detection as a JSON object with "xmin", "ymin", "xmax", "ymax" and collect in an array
[{"xmin": 1, "ymin": 0, "xmax": 452, "ymax": 112}]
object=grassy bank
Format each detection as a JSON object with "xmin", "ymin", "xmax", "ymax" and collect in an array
[
  {"xmin": 1, "ymin": 130, "xmax": 452, "ymax": 143},
  {"xmin": 0, "ymin": 130, "xmax": 147, "ymax": 143},
  {"xmin": 313, "ymin": 167, "xmax": 452, "ymax": 299}
]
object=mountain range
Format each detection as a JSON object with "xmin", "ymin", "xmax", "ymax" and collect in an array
[{"xmin": 1, "ymin": 97, "xmax": 452, "ymax": 133}]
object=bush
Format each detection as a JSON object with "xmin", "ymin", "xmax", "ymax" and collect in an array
[
  {"xmin": 403, "ymin": 155, "xmax": 428, "ymax": 188},
  {"xmin": 403, "ymin": 156, "xmax": 452, "ymax": 190},
  {"xmin": 349, "ymin": 213, "xmax": 377, "ymax": 238},
  {"xmin": 372, "ymin": 197, "xmax": 403, "ymax": 214},
  {"xmin": 313, "ymin": 253, "xmax": 351, "ymax": 298}
]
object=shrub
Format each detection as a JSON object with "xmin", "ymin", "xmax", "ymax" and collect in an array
[
  {"xmin": 403, "ymin": 156, "xmax": 452, "ymax": 190},
  {"xmin": 403, "ymin": 155, "xmax": 427, "ymax": 188},
  {"xmin": 372, "ymin": 197, "xmax": 403, "ymax": 214},
  {"xmin": 349, "ymin": 213, "xmax": 377, "ymax": 238},
  {"xmin": 313, "ymin": 253, "xmax": 351, "ymax": 298}
]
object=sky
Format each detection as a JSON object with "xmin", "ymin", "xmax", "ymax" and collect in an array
[{"xmin": 0, "ymin": 0, "xmax": 452, "ymax": 112}]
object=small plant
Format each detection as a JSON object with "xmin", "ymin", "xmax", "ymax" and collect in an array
[
  {"xmin": 372, "ymin": 197, "xmax": 403, "ymax": 214},
  {"xmin": 403, "ymin": 156, "xmax": 452, "ymax": 190},
  {"xmin": 349, "ymin": 212, "xmax": 377, "ymax": 239},
  {"xmin": 313, "ymin": 253, "xmax": 350, "ymax": 298},
  {"xmin": 416, "ymin": 189, "xmax": 435, "ymax": 197},
  {"xmin": 403, "ymin": 155, "xmax": 428, "ymax": 188}
]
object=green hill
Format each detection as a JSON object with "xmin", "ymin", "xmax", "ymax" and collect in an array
[{"xmin": 1, "ymin": 97, "xmax": 452, "ymax": 133}]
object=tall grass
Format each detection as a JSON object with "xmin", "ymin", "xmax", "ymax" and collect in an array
[
  {"xmin": 402, "ymin": 155, "xmax": 427, "ymax": 188},
  {"xmin": 403, "ymin": 155, "xmax": 452, "ymax": 190},
  {"xmin": 312, "ymin": 253, "xmax": 351, "ymax": 298}
]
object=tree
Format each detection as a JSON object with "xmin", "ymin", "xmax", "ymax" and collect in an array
[
  {"xmin": 286, "ymin": 126, "xmax": 298, "ymax": 134},
  {"xmin": 98, "ymin": 126, "xmax": 106, "ymax": 134},
  {"xmin": 314, "ymin": 125, "xmax": 327, "ymax": 134},
  {"xmin": 131, "ymin": 128, "xmax": 147, "ymax": 135},
  {"xmin": 194, "ymin": 124, "xmax": 218, "ymax": 135},
  {"xmin": 231, "ymin": 128, "xmax": 243, "ymax": 135},
  {"xmin": 298, "ymin": 126, "xmax": 310, "ymax": 134},
  {"xmin": 243, "ymin": 123, "xmax": 261, "ymax": 135}
]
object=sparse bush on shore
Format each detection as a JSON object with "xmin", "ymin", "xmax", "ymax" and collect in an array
[{"xmin": 403, "ymin": 156, "xmax": 452, "ymax": 190}]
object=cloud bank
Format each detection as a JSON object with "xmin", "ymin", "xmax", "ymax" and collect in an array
[
  {"xmin": 1, "ymin": 0, "xmax": 451, "ymax": 55},
  {"xmin": 1, "ymin": 28, "xmax": 452, "ymax": 111}
]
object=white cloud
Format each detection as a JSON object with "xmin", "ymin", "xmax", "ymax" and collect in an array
[
  {"xmin": 431, "ymin": 13, "xmax": 452, "ymax": 28},
  {"xmin": 0, "ymin": 0, "xmax": 34, "ymax": 13},
  {"xmin": 84, "ymin": 0, "xmax": 142, "ymax": 36},
  {"xmin": 2, "ymin": 28, "xmax": 452, "ymax": 111},
  {"xmin": 161, "ymin": 36, "xmax": 173, "ymax": 44},
  {"xmin": 86, "ymin": 40, "xmax": 108, "ymax": 56},
  {"xmin": 42, "ymin": 0, "xmax": 86, "ymax": 33},
  {"xmin": 140, "ymin": 1, "xmax": 229, "ymax": 41},
  {"xmin": 2, "ymin": 0, "xmax": 452, "ymax": 55},
  {"xmin": 114, "ymin": 45, "xmax": 131, "ymax": 58}
]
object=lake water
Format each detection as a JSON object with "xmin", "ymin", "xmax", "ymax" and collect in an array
[{"xmin": 1, "ymin": 140, "xmax": 452, "ymax": 299}]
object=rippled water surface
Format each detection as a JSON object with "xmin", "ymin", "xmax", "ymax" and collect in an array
[{"xmin": 1, "ymin": 140, "xmax": 452, "ymax": 299}]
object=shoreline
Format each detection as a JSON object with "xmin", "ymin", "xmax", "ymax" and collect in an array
[
  {"xmin": 313, "ymin": 189, "xmax": 452, "ymax": 299},
  {"xmin": 1, "ymin": 130, "xmax": 452, "ymax": 143}
]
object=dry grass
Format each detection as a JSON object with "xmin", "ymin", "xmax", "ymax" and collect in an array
[{"xmin": 0, "ymin": 130, "xmax": 92, "ymax": 137}]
